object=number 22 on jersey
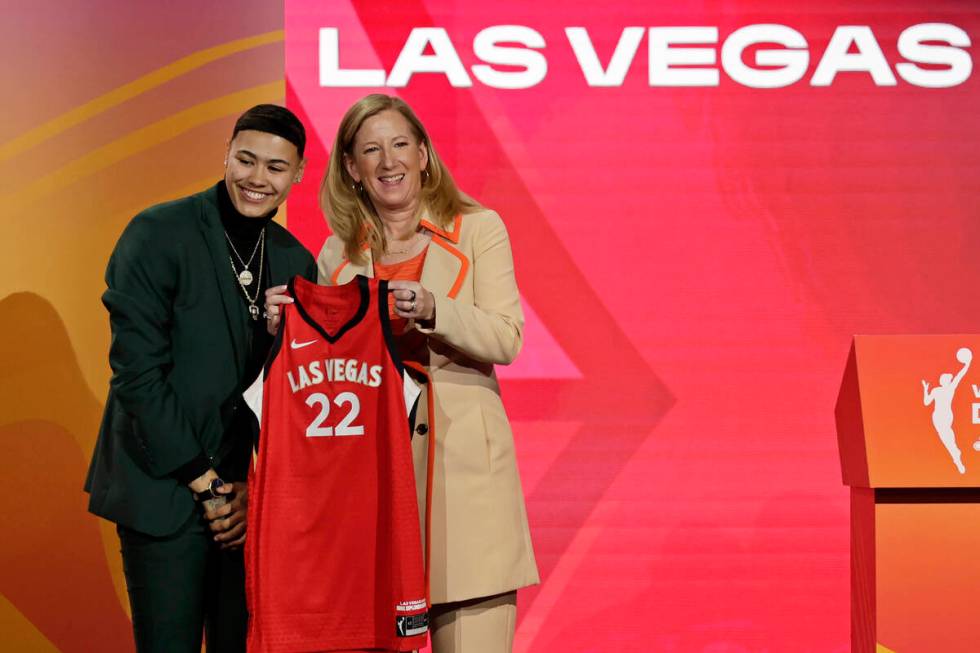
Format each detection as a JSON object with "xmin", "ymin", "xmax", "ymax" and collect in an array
[{"xmin": 304, "ymin": 391, "xmax": 364, "ymax": 437}]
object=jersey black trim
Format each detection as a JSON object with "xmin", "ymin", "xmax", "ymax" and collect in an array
[
  {"xmin": 377, "ymin": 278, "xmax": 407, "ymax": 381},
  {"xmin": 288, "ymin": 275, "xmax": 370, "ymax": 344},
  {"xmin": 407, "ymin": 395, "xmax": 420, "ymax": 433},
  {"xmin": 377, "ymin": 280, "xmax": 421, "ymax": 439}
]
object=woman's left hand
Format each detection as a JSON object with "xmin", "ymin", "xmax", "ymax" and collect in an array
[{"xmin": 389, "ymin": 280, "xmax": 435, "ymax": 322}]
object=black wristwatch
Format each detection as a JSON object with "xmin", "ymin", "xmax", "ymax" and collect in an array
[{"xmin": 195, "ymin": 477, "xmax": 225, "ymax": 502}]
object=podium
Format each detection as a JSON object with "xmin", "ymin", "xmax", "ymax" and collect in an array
[{"xmin": 836, "ymin": 335, "xmax": 980, "ymax": 653}]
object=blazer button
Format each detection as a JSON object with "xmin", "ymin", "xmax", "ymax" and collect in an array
[{"xmin": 415, "ymin": 423, "xmax": 429, "ymax": 436}]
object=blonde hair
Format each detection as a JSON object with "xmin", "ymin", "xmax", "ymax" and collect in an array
[{"xmin": 321, "ymin": 94, "xmax": 480, "ymax": 264}]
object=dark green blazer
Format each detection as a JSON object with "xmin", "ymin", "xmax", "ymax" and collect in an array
[{"xmin": 85, "ymin": 185, "xmax": 316, "ymax": 536}]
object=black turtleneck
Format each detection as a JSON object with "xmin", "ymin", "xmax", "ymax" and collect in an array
[
  {"xmin": 217, "ymin": 179, "xmax": 277, "ymax": 262},
  {"xmin": 215, "ymin": 179, "xmax": 276, "ymax": 378},
  {"xmin": 172, "ymin": 181, "xmax": 278, "ymax": 486}
]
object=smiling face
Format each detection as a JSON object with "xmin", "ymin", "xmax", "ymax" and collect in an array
[
  {"xmin": 224, "ymin": 129, "xmax": 305, "ymax": 217},
  {"xmin": 344, "ymin": 109, "xmax": 429, "ymax": 219}
]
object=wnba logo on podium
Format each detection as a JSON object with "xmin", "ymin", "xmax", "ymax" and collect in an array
[{"xmin": 921, "ymin": 347, "xmax": 978, "ymax": 474}]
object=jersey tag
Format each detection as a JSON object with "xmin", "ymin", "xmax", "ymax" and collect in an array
[
  {"xmin": 395, "ymin": 613, "xmax": 429, "ymax": 637},
  {"xmin": 395, "ymin": 598, "xmax": 429, "ymax": 637}
]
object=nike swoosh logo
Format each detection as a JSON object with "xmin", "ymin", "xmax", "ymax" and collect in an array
[{"xmin": 290, "ymin": 338, "xmax": 317, "ymax": 350}]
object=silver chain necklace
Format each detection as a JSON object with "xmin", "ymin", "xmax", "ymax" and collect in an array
[
  {"xmin": 224, "ymin": 228, "xmax": 265, "ymax": 287},
  {"xmin": 227, "ymin": 231, "xmax": 266, "ymax": 321}
]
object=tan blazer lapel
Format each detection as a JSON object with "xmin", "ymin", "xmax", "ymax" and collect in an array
[
  {"xmin": 331, "ymin": 216, "xmax": 467, "ymax": 295},
  {"xmin": 331, "ymin": 245, "xmax": 373, "ymax": 285},
  {"xmin": 420, "ymin": 215, "xmax": 467, "ymax": 299}
]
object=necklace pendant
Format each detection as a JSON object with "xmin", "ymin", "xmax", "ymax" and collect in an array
[
  {"xmin": 249, "ymin": 304, "xmax": 260, "ymax": 321},
  {"xmin": 238, "ymin": 270, "xmax": 254, "ymax": 287}
]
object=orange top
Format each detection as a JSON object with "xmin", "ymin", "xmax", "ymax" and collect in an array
[
  {"xmin": 373, "ymin": 247, "xmax": 427, "ymax": 282},
  {"xmin": 373, "ymin": 247, "xmax": 429, "ymax": 366}
]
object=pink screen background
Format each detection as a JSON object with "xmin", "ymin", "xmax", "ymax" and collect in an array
[{"xmin": 284, "ymin": 3, "xmax": 980, "ymax": 651}]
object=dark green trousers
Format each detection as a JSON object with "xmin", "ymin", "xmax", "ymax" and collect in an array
[{"xmin": 117, "ymin": 509, "xmax": 247, "ymax": 653}]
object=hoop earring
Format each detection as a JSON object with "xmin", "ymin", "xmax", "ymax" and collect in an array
[
  {"xmin": 352, "ymin": 182, "xmax": 363, "ymax": 194},
  {"xmin": 421, "ymin": 169, "xmax": 429, "ymax": 184}
]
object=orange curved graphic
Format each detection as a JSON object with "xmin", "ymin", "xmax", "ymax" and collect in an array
[
  {"xmin": 0, "ymin": 30, "xmax": 283, "ymax": 163},
  {"xmin": 11, "ymin": 80, "xmax": 284, "ymax": 212}
]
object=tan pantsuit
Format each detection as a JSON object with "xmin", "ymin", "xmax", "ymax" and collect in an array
[{"xmin": 430, "ymin": 592, "xmax": 518, "ymax": 653}]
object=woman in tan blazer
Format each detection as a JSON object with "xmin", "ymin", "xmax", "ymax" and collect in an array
[{"xmin": 265, "ymin": 94, "xmax": 538, "ymax": 652}]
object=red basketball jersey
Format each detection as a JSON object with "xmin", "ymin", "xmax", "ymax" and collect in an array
[{"xmin": 245, "ymin": 275, "xmax": 428, "ymax": 652}]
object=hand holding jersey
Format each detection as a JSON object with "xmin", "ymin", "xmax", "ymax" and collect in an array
[
  {"xmin": 388, "ymin": 279, "xmax": 435, "ymax": 324},
  {"xmin": 263, "ymin": 284, "xmax": 292, "ymax": 335}
]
